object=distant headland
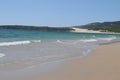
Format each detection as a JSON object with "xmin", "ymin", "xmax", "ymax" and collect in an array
[
  {"xmin": 74, "ymin": 21, "xmax": 120, "ymax": 33},
  {"xmin": 0, "ymin": 21, "xmax": 120, "ymax": 33},
  {"xmin": 0, "ymin": 25, "xmax": 74, "ymax": 32}
]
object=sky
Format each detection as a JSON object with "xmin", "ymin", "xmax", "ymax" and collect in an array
[{"xmin": 0, "ymin": 0, "xmax": 120, "ymax": 27}]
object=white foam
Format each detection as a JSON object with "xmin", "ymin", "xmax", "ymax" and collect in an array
[
  {"xmin": 56, "ymin": 40, "xmax": 81, "ymax": 44},
  {"xmin": 98, "ymin": 37, "xmax": 117, "ymax": 41},
  {"xmin": 56, "ymin": 40, "xmax": 62, "ymax": 43},
  {"xmin": 32, "ymin": 40, "xmax": 41, "ymax": 43},
  {"xmin": 81, "ymin": 39, "xmax": 97, "ymax": 42},
  {"xmin": 80, "ymin": 37, "xmax": 117, "ymax": 43},
  {"xmin": 0, "ymin": 41, "xmax": 31, "ymax": 46},
  {"xmin": 0, "ymin": 53, "xmax": 5, "ymax": 58}
]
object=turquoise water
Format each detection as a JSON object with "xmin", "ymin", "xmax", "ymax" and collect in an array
[
  {"xmin": 0, "ymin": 29, "xmax": 120, "ymax": 42},
  {"xmin": 0, "ymin": 29, "xmax": 120, "ymax": 63},
  {"xmin": 0, "ymin": 29, "xmax": 120, "ymax": 80}
]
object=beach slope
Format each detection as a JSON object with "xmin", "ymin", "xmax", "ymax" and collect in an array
[{"xmin": 28, "ymin": 43, "xmax": 120, "ymax": 80}]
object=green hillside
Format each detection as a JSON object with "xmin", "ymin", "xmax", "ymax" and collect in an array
[
  {"xmin": 74, "ymin": 21, "xmax": 120, "ymax": 33},
  {"xmin": 0, "ymin": 25, "xmax": 74, "ymax": 32},
  {"xmin": 0, "ymin": 21, "xmax": 120, "ymax": 32}
]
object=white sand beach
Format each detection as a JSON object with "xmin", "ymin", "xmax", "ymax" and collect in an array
[
  {"xmin": 26, "ymin": 42, "xmax": 120, "ymax": 80},
  {"xmin": 71, "ymin": 27, "xmax": 101, "ymax": 33}
]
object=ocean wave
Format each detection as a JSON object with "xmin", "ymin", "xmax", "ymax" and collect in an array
[
  {"xmin": 56, "ymin": 37, "xmax": 116, "ymax": 44},
  {"xmin": 0, "ymin": 37, "xmax": 117, "ymax": 47},
  {"xmin": 98, "ymin": 37, "xmax": 117, "ymax": 41},
  {"xmin": 0, "ymin": 41, "xmax": 31, "ymax": 46},
  {"xmin": 0, "ymin": 53, "xmax": 5, "ymax": 58},
  {"xmin": 80, "ymin": 37, "xmax": 117, "ymax": 43},
  {"xmin": 56, "ymin": 40, "xmax": 62, "ymax": 43},
  {"xmin": 31, "ymin": 40, "xmax": 41, "ymax": 43},
  {"xmin": 81, "ymin": 39, "xmax": 97, "ymax": 42},
  {"xmin": 56, "ymin": 40, "xmax": 83, "ymax": 44},
  {"xmin": 0, "ymin": 40, "xmax": 43, "ymax": 46}
]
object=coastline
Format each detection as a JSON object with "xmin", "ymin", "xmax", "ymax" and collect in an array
[
  {"xmin": 71, "ymin": 27, "xmax": 120, "ymax": 34},
  {"xmin": 1, "ymin": 28, "xmax": 120, "ymax": 80},
  {"xmin": 71, "ymin": 27, "xmax": 101, "ymax": 33},
  {"xmin": 27, "ymin": 42, "xmax": 120, "ymax": 80}
]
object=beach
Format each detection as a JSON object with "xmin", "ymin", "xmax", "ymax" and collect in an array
[
  {"xmin": 72, "ymin": 27, "xmax": 101, "ymax": 33},
  {"xmin": 71, "ymin": 27, "xmax": 120, "ymax": 34},
  {"xmin": 0, "ymin": 29, "xmax": 120, "ymax": 80},
  {"xmin": 0, "ymin": 0, "xmax": 120, "ymax": 79},
  {"xmin": 26, "ymin": 42, "xmax": 120, "ymax": 80}
]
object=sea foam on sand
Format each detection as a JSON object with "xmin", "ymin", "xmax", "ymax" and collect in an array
[{"xmin": 0, "ymin": 53, "xmax": 5, "ymax": 58}]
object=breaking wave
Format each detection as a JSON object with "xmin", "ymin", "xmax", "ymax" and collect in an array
[
  {"xmin": 0, "ymin": 41, "xmax": 31, "ymax": 46},
  {"xmin": 0, "ymin": 36, "xmax": 117, "ymax": 47},
  {"xmin": 0, "ymin": 40, "xmax": 41, "ymax": 47}
]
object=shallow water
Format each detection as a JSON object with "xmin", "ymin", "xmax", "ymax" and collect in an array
[{"xmin": 0, "ymin": 29, "xmax": 120, "ymax": 80}]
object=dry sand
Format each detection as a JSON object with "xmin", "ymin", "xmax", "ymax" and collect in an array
[
  {"xmin": 71, "ymin": 28, "xmax": 120, "ymax": 34},
  {"xmin": 72, "ymin": 27, "xmax": 101, "ymax": 33},
  {"xmin": 27, "ymin": 42, "xmax": 120, "ymax": 80}
]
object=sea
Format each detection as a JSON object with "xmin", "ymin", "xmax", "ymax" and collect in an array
[{"xmin": 0, "ymin": 29, "xmax": 120, "ymax": 80}]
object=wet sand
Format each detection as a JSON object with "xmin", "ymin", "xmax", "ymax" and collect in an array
[{"xmin": 27, "ymin": 42, "xmax": 120, "ymax": 80}]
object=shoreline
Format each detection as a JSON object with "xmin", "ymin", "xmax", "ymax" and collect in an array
[
  {"xmin": 27, "ymin": 42, "xmax": 120, "ymax": 80},
  {"xmin": 71, "ymin": 27, "xmax": 101, "ymax": 33},
  {"xmin": 71, "ymin": 27, "xmax": 120, "ymax": 34}
]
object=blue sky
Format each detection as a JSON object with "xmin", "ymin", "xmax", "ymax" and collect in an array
[{"xmin": 0, "ymin": 0, "xmax": 120, "ymax": 27}]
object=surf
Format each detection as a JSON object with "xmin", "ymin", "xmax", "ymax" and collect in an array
[
  {"xmin": 0, "ymin": 41, "xmax": 31, "ymax": 46},
  {"xmin": 0, "ymin": 53, "xmax": 5, "ymax": 58}
]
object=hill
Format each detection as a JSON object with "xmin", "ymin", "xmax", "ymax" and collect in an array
[
  {"xmin": 0, "ymin": 21, "xmax": 120, "ymax": 33},
  {"xmin": 74, "ymin": 21, "xmax": 120, "ymax": 33},
  {"xmin": 0, "ymin": 25, "xmax": 74, "ymax": 32}
]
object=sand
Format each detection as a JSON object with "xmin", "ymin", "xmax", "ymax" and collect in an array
[
  {"xmin": 72, "ymin": 27, "xmax": 101, "ymax": 33},
  {"xmin": 26, "ymin": 42, "xmax": 120, "ymax": 80},
  {"xmin": 71, "ymin": 28, "xmax": 120, "ymax": 35}
]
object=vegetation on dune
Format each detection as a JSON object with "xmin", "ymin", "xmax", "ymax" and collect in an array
[{"xmin": 74, "ymin": 21, "xmax": 120, "ymax": 33}]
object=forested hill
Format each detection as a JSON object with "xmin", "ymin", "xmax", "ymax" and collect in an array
[
  {"xmin": 0, "ymin": 25, "xmax": 74, "ymax": 32},
  {"xmin": 0, "ymin": 21, "xmax": 120, "ymax": 32},
  {"xmin": 74, "ymin": 21, "xmax": 120, "ymax": 33}
]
